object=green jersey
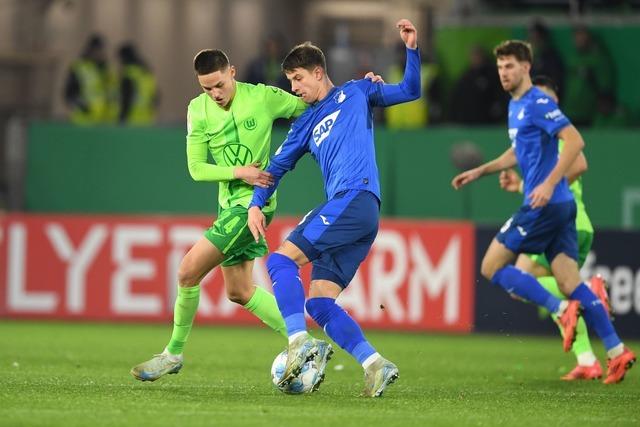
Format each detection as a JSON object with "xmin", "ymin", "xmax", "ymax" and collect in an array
[
  {"xmin": 186, "ymin": 82, "xmax": 306, "ymax": 213},
  {"xmin": 559, "ymin": 139, "xmax": 593, "ymax": 233}
]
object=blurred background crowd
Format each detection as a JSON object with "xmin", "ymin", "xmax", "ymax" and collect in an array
[
  {"xmin": 2, "ymin": 0, "xmax": 639, "ymax": 127},
  {"xmin": 1, "ymin": 0, "xmax": 639, "ymax": 213}
]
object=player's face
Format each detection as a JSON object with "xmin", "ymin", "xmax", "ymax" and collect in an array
[
  {"xmin": 198, "ymin": 66, "xmax": 237, "ymax": 108},
  {"xmin": 285, "ymin": 67, "xmax": 323, "ymax": 104},
  {"xmin": 496, "ymin": 55, "xmax": 530, "ymax": 93}
]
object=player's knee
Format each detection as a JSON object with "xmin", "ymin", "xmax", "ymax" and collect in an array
[
  {"xmin": 225, "ymin": 287, "xmax": 252, "ymax": 305},
  {"xmin": 480, "ymin": 259, "xmax": 497, "ymax": 281},
  {"xmin": 177, "ymin": 260, "xmax": 200, "ymax": 285},
  {"xmin": 266, "ymin": 252, "xmax": 297, "ymax": 276},
  {"xmin": 554, "ymin": 278, "xmax": 578, "ymax": 297}
]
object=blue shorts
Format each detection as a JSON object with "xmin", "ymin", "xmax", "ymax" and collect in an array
[
  {"xmin": 496, "ymin": 201, "xmax": 578, "ymax": 263},
  {"xmin": 288, "ymin": 189, "xmax": 379, "ymax": 287}
]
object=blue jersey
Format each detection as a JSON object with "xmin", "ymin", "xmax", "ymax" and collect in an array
[
  {"xmin": 250, "ymin": 47, "xmax": 421, "ymax": 208},
  {"xmin": 508, "ymin": 86, "xmax": 573, "ymax": 205}
]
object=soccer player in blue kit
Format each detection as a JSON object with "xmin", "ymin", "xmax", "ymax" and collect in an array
[
  {"xmin": 451, "ymin": 40, "xmax": 635, "ymax": 384},
  {"xmin": 247, "ymin": 19, "xmax": 421, "ymax": 397}
]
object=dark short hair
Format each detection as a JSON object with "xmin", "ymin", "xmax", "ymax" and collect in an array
[
  {"xmin": 282, "ymin": 42, "xmax": 326, "ymax": 73},
  {"xmin": 493, "ymin": 40, "xmax": 533, "ymax": 64},
  {"xmin": 532, "ymin": 75, "xmax": 559, "ymax": 94},
  {"xmin": 193, "ymin": 49, "xmax": 229, "ymax": 75}
]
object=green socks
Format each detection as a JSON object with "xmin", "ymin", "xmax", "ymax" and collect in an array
[
  {"xmin": 166, "ymin": 284, "xmax": 288, "ymax": 355},
  {"xmin": 244, "ymin": 286, "xmax": 287, "ymax": 338},
  {"xmin": 538, "ymin": 276, "xmax": 594, "ymax": 358},
  {"xmin": 166, "ymin": 284, "xmax": 201, "ymax": 355}
]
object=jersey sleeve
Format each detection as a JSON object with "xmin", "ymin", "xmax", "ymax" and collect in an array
[
  {"xmin": 249, "ymin": 119, "xmax": 309, "ymax": 208},
  {"xmin": 185, "ymin": 100, "xmax": 235, "ymax": 181},
  {"xmin": 263, "ymin": 85, "xmax": 308, "ymax": 120},
  {"xmin": 357, "ymin": 47, "xmax": 421, "ymax": 107},
  {"xmin": 530, "ymin": 96, "xmax": 571, "ymax": 137}
]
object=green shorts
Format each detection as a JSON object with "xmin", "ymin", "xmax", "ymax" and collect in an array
[
  {"xmin": 528, "ymin": 230, "xmax": 594, "ymax": 270},
  {"xmin": 204, "ymin": 206, "xmax": 274, "ymax": 267}
]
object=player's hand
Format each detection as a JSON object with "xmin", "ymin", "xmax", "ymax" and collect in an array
[
  {"xmin": 364, "ymin": 71, "xmax": 385, "ymax": 83},
  {"xmin": 499, "ymin": 169, "xmax": 522, "ymax": 193},
  {"xmin": 451, "ymin": 168, "xmax": 481, "ymax": 190},
  {"xmin": 248, "ymin": 206, "xmax": 267, "ymax": 243},
  {"xmin": 397, "ymin": 19, "xmax": 417, "ymax": 49},
  {"xmin": 528, "ymin": 181, "xmax": 554, "ymax": 208},
  {"xmin": 234, "ymin": 162, "xmax": 274, "ymax": 188}
]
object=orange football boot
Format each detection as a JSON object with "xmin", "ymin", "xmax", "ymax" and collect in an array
[
  {"xmin": 561, "ymin": 361, "xmax": 603, "ymax": 381},
  {"xmin": 604, "ymin": 347, "xmax": 636, "ymax": 384},
  {"xmin": 556, "ymin": 300, "xmax": 580, "ymax": 352},
  {"xmin": 589, "ymin": 274, "xmax": 612, "ymax": 317}
]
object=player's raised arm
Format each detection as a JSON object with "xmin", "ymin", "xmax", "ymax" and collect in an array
[
  {"xmin": 398, "ymin": 18, "xmax": 417, "ymax": 49},
  {"xmin": 365, "ymin": 19, "xmax": 421, "ymax": 107}
]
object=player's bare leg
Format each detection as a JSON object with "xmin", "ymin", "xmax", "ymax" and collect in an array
[
  {"xmin": 222, "ymin": 261, "xmax": 287, "ymax": 337},
  {"xmin": 131, "ymin": 237, "xmax": 223, "ymax": 381},
  {"xmin": 482, "ymin": 239, "xmax": 579, "ymax": 351}
]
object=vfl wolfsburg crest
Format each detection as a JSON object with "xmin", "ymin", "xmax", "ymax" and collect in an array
[
  {"xmin": 223, "ymin": 143, "xmax": 253, "ymax": 165},
  {"xmin": 243, "ymin": 117, "xmax": 257, "ymax": 130}
]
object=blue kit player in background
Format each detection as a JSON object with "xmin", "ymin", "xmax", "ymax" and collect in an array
[
  {"xmin": 247, "ymin": 19, "xmax": 421, "ymax": 397},
  {"xmin": 451, "ymin": 40, "xmax": 635, "ymax": 384}
]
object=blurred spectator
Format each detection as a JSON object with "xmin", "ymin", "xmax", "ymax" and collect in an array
[
  {"xmin": 592, "ymin": 92, "xmax": 631, "ymax": 128},
  {"xmin": 244, "ymin": 34, "xmax": 289, "ymax": 90},
  {"xmin": 384, "ymin": 42, "xmax": 442, "ymax": 129},
  {"xmin": 326, "ymin": 23, "xmax": 358, "ymax": 86},
  {"xmin": 64, "ymin": 34, "xmax": 117, "ymax": 124},
  {"xmin": 117, "ymin": 43, "xmax": 159, "ymax": 125},
  {"xmin": 563, "ymin": 25, "xmax": 615, "ymax": 126},
  {"xmin": 528, "ymin": 19, "xmax": 565, "ymax": 98},
  {"xmin": 450, "ymin": 46, "xmax": 507, "ymax": 124}
]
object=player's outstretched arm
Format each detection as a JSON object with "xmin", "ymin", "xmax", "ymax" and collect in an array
[{"xmin": 452, "ymin": 148, "xmax": 517, "ymax": 190}]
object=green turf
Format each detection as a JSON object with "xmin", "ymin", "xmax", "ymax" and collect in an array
[{"xmin": 0, "ymin": 321, "xmax": 637, "ymax": 427}]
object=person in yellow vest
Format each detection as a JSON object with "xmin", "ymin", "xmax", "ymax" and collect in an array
[
  {"xmin": 64, "ymin": 34, "xmax": 117, "ymax": 124},
  {"xmin": 384, "ymin": 42, "xmax": 438, "ymax": 129},
  {"xmin": 117, "ymin": 43, "xmax": 159, "ymax": 125}
]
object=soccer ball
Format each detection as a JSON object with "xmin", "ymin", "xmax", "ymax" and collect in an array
[{"xmin": 270, "ymin": 349, "xmax": 319, "ymax": 394}]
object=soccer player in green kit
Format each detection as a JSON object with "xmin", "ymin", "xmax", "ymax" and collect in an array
[
  {"xmin": 130, "ymin": 49, "xmax": 307, "ymax": 381},
  {"xmin": 499, "ymin": 75, "xmax": 611, "ymax": 380}
]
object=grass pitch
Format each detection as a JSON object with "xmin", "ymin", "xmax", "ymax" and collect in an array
[{"xmin": 0, "ymin": 321, "xmax": 638, "ymax": 427}]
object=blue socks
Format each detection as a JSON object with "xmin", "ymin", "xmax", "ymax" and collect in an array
[
  {"xmin": 492, "ymin": 265, "xmax": 622, "ymax": 351},
  {"xmin": 267, "ymin": 253, "xmax": 377, "ymax": 364},
  {"xmin": 266, "ymin": 253, "xmax": 306, "ymax": 336},
  {"xmin": 306, "ymin": 297, "xmax": 376, "ymax": 364},
  {"xmin": 492, "ymin": 265, "xmax": 562, "ymax": 313},
  {"xmin": 570, "ymin": 283, "xmax": 621, "ymax": 351}
]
